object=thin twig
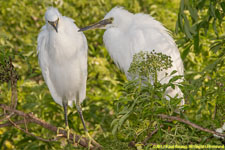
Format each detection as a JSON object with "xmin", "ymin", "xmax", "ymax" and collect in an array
[
  {"xmin": 9, "ymin": 57, "xmax": 18, "ymax": 109},
  {"xmin": 8, "ymin": 118, "xmax": 57, "ymax": 142},
  {"xmin": 158, "ymin": 114, "xmax": 225, "ymax": 138},
  {"xmin": 0, "ymin": 113, "xmax": 14, "ymax": 123},
  {"xmin": 0, "ymin": 119, "xmax": 31, "ymax": 127},
  {"xmin": 24, "ymin": 117, "xmax": 28, "ymax": 132},
  {"xmin": 212, "ymin": 104, "xmax": 217, "ymax": 120}
]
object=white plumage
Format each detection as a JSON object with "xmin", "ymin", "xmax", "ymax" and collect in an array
[
  {"xmin": 37, "ymin": 7, "xmax": 87, "ymax": 107},
  {"xmin": 37, "ymin": 7, "xmax": 88, "ymax": 128},
  {"xmin": 79, "ymin": 7, "xmax": 184, "ymax": 103}
]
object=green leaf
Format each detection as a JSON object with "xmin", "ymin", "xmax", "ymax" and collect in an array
[
  {"xmin": 210, "ymin": 43, "xmax": 222, "ymax": 53},
  {"xmin": 170, "ymin": 70, "xmax": 177, "ymax": 76},
  {"xmin": 215, "ymin": 9, "xmax": 222, "ymax": 21},
  {"xmin": 180, "ymin": 0, "xmax": 185, "ymax": 11},
  {"xmin": 169, "ymin": 75, "xmax": 183, "ymax": 83},
  {"xmin": 209, "ymin": 4, "xmax": 216, "ymax": 18},
  {"xmin": 194, "ymin": 33, "xmax": 200, "ymax": 54},
  {"xmin": 212, "ymin": 19, "xmax": 218, "ymax": 35},
  {"xmin": 111, "ymin": 118, "xmax": 119, "ymax": 128},
  {"xmin": 188, "ymin": 6, "xmax": 198, "ymax": 22},
  {"xmin": 183, "ymin": 14, "xmax": 193, "ymax": 39},
  {"xmin": 181, "ymin": 42, "xmax": 192, "ymax": 59}
]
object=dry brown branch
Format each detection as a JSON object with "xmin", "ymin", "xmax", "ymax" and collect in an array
[
  {"xmin": 0, "ymin": 119, "xmax": 31, "ymax": 127},
  {"xmin": 158, "ymin": 114, "xmax": 225, "ymax": 138},
  {"xmin": 0, "ymin": 104, "xmax": 102, "ymax": 149},
  {"xmin": 8, "ymin": 118, "xmax": 57, "ymax": 142},
  {"xmin": 0, "ymin": 113, "xmax": 15, "ymax": 123}
]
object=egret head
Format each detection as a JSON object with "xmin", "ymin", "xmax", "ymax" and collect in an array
[
  {"xmin": 79, "ymin": 7, "xmax": 132, "ymax": 32},
  {"xmin": 45, "ymin": 7, "xmax": 61, "ymax": 33}
]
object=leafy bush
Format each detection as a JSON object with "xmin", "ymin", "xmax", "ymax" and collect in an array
[
  {"xmin": 111, "ymin": 51, "xmax": 182, "ymax": 136},
  {"xmin": 111, "ymin": 51, "xmax": 224, "ymax": 149}
]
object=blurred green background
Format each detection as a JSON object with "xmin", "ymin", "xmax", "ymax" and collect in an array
[{"xmin": 0, "ymin": 0, "xmax": 224, "ymax": 149}]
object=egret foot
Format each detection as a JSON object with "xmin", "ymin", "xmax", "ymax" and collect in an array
[
  {"xmin": 56, "ymin": 127, "xmax": 65, "ymax": 137},
  {"xmin": 56, "ymin": 126, "xmax": 71, "ymax": 140},
  {"xmin": 85, "ymin": 131, "xmax": 94, "ymax": 150},
  {"xmin": 65, "ymin": 126, "xmax": 71, "ymax": 140}
]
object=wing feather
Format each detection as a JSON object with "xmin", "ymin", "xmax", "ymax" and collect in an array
[{"xmin": 37, "ymin": 27, "xmax": 63, "ymax": 106}]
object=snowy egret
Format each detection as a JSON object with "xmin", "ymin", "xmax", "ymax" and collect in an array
[
  {"xmin": 79, "ymin": 7, "xmax": 184, "ymax": 104},
  {"xmin": 37, "ymin": 7, "xmax": 89, "ymax": 136}
]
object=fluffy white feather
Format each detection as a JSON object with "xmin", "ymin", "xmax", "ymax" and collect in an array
[
  {"xmin": 102, "ymin": 7, "xmax": 184, "ymax": 102},
  {"xmin": 37, "ymin": 7, "xmax": 88, "ymax": 107}
]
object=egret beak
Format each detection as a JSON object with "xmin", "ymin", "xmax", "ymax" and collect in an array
[
  {"xmin": 48, "ymin": 18, "xmax": 59, "ymax": 33},
  {"xmin": 78, "ymin": 18, "xmax": 113, "ymax": 32}
]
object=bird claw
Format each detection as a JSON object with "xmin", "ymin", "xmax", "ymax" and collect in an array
[
  {"xmin": 84, "ymin": 131, "xmax": 94, "ymax": 150},
  {"xmin": 56, "ymin": 126, "xmax": 71, "ymax": 140},
  {"xmin": 65, "ymin": 126, "xmax": 70, "ymax": 139},
  {"xmin": 56, "ymin": 127, "xmax": 64, "ymax": 137},
  {"xmin": 84, "ymin": 131, "xmax": 102, "ymax": 150}
]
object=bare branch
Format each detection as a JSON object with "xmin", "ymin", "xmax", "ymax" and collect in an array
[
  {"xmin": 0, "ymin": 119, "xmax": 31, "ymax": 127},
  {"xmin": 8, "ymin": 118, "xmax": 57, "ymax": 142},
  {"xmin": 0, "ymin": 113, "xmax": 14, "ymax": 123},
  {"xmin": 158, "ymin": 114, "xmax": 225, "ymax": 138}
]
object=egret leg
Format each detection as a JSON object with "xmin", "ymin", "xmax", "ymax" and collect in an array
[
  {"xmin": 76, "ymin": 103, "xmax": 87, "ymax": 132},
  {"xmin": 63, "ymin": 100, "xmax": 69, "ymax": 127},
  {"xmin": 75, "ymin": 99, "xmax": 101, "ymax": 149},
  {"xmin": 62, "ymin": 100, "xmax": 70, "ymax": 139},
  {"xmin": 76, "ymin": 100, "xmax": 93, "ymax": 148}
]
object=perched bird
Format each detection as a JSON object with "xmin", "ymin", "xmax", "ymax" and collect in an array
[
  {"xmin": 37, "ymin": 7, "xmax": 88, "ymax": 134},
  {"xmin": 79, "ymin": 7, "xmax": 184, "ymax": 104}
]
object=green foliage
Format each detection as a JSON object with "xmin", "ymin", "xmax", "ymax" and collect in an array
[
  {"xmin": 176, "ymin": 0, "xmax": 225, "ymax": 54},
  {"xmin": 175, "ymin": 0, "xmax": 225, "ymax": 125},
  {"xmin": 112, "ymin": 51, "xmax": 181, "ymax": 138},
  {"xmin": 0, "ymin": 0, "xmax": 224, "ymax": 149},
  {"xmin": 111, "ymin": 52, "xmax": 224, "ymax": 148}
]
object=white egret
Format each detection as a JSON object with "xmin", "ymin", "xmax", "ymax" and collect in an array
[
  {"xmin": 79, "ymin": 7, "xmax": 184, "ymax": 104},
  {"xmin": 37, "ymin": 7, "xmax": 89, "ymax": 136}
]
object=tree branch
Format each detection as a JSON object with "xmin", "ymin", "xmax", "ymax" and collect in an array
[
  {"xmin": 158, "ymin": 114, "xmax": 225, "ymax": 138},
  {"xmin": 0, "ymin": 104, "xmax": 102, "ymax": 149},
  {"xmin": 8, "ymin": 118, "xmax": 57, "ymax": 142},
  {"xmin": 0, "ymin": 119, "xmax": 31, "ymax": 127}
]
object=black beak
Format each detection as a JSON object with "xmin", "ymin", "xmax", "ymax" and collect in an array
[
  {"xmin": 48, "ymin": 18, "xmax": 59, "ymax": 33},
  {"xmin": 78, "ymin": 18, "xmax": 113, "ymax": 32}
]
